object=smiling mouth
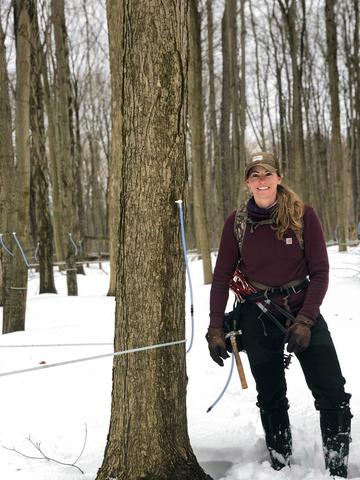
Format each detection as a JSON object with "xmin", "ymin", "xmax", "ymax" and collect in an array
[{"xmin": 257, "ymin": 187, "xmax": 270, "ymax": 190}]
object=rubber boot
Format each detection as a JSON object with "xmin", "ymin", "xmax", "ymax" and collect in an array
[
  {"xmin": 320, "ymin": 409, "xmax": 352, "ymax": 478},
  {"xmin": 260, "ymin": 410, "xmax": 292, "ymax": 470}
]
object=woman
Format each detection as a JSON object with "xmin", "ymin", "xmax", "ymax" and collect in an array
[{"xmin": 207, "ymin": 151, "xmax": 352, "ymax": 477}]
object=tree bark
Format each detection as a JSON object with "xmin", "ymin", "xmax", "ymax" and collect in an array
[
  {"xmin": 344, "ymin": 0, "xmax": 360, "ymax": 227},
  {"xmin": 0, "ymin": 16, "xmax": 15, "ymax": 307},
  {"xmin": 188, "ymin": 0, "xmax": 212, "ymax": 285},
  {"xmin": 325, "ymin": 0, "xmax": 348, "ymax": 251},
  {"xmin": 238, "ymin": 0, "xmax": 247, "ymax": 206},
  {"xmin": 40, "ymin": 29, "xmax": 65, "ymax": 266},
  {"xmin": 51, "ymin": 0, "xmax": 78, "ymax": 293},
  {"xmin": 3, "ymin": 0, "xmax": 31, "ymax": 333},
  {"xmin": 206, "ymin": 0, "xmax": 224, "ymax": 240},
  {"xmin": 228, "ymin": 0, "xmax": 240, "ymax": 207},
  {"xmin": 72, "ymin": 77, "xmax": 87, "ymax": 273},
  {"xmin": 29, "ymin": 0, "xmax": 57, "ymax": 294},
  {"xmin": 96, "ymin": 2, "xmax": 212, "ymax": 479},
  {"xmin": 278, "ymin": 0, "xmax": 306, "ymax": 196},
  {"xmin": 220, "ymin": 5, "xmax": 232, "ymax": 216},
  {"xmin": 88, "ymin": 132, "xmax": 106, "ymax": 248},
  {"xmin": 105, "ymin": 0, "xmax": 122, "ymax": 296},
  {"xmin": 353, "ymin": 0, "xmax": 360, "ymax": 226},
  {"xmin": 267, "ymin": 5, "xmax": 289, "ymax": 175},
  {"xmin": 249, "ymin": 0, "xmax": 266, "ymax": 150}
]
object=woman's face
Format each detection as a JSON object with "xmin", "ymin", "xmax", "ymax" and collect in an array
[{"xmin": 245, "ymin": 166, "xmax": 281, "ymax": 208}]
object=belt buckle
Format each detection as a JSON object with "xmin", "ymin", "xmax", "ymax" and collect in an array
[{"xmin": 290, "ymin": 284, "xmax": 301, "ymax": 294}]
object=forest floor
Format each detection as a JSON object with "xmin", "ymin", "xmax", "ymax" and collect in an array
[{"xmin": 0, "ymin": 244, "xmax": 359, "ymax": 479}]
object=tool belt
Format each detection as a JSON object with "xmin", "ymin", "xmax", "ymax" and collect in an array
[
  {"xmin": 246, "ymin": 277, "xmax": 309, "ymax": 301},
  {"xmin": 224, "ymin": 277, "xmax": 309, "ymax": 353}
]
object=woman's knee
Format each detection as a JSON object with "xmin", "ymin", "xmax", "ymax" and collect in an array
[{"xmin": 251, "ymin": 356, "xmax": 289, "ymax": 413}]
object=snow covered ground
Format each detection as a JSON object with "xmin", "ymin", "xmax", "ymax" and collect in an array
[{"xmin": 0, "ymin": 244, "xmax": 359, "ymax": 479}]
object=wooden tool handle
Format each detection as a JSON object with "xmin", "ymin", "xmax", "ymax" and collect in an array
[{"xmin": 230, "ymin": 336, "xmax": 248, "ymax": 389}]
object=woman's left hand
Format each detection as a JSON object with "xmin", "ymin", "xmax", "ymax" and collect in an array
[{"xmin": 285, "ymin": 315, "xmax": 313, "ymax": 354}]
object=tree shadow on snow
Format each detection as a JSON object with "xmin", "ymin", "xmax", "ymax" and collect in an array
[
  {"xmin": 349, "ymin": 462, "xmax": 360, "ymax": 479},
  {"xmin": 200, "ymin": 460, "xmax": 233, "ymax": 480}
]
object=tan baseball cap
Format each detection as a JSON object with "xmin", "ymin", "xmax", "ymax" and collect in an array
[{"xmin": 245, "ymin": 151, "xmax": 279, "ymax": 178}]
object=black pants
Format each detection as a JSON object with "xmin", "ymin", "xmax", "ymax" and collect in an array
[{"xmin": 238, "ymin": 301, "xmax": 351, "ymax": 414}]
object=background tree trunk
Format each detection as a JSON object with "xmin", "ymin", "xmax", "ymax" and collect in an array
[
  {"xmin": 105, "ymin": 0, "xmax": 122, "ymax": 296},
  {"xmin": 238, "ymin": 0, "xmax": 247, "ymax": 206},
  {"xmin": 188, "ymin": 0, "xmax": 212, "ymax": 285},
  {"xmin": 206, "ymin": 0, "xmax": 223, "ymax": 243},
  {"xmin": 72, "ymin": 77, "xmax": 87, "ymax": 271},
  {"xmin": 220, "ymin": 5, "xmax": 232, "ymax": 216},
  {"xmin": 40, "ymin": 30, "xmax": 65, "ymax": 266},
  {"xmin": 29, "ymin": 0, "xmax": 56, "ymax": 294},
  {"xmin": 3, "ymin": 0, "xmax": 31, "ymax": 333},
  {"xmin": 0, "ymin": 16, "xmax": 15, "ymax": 307},
  {"xmin": 51, "ymin": 0, "xmax": 78, "ymax": 294},
  {"xmin": 96, "ymin": 2, "xmax": 212, "ymax": 479},
  {"xmin": 228, "ymin": 0, "xmax": 240, "ymax": 207},
  {"xmin": 325, "ymin": 0, "xmax": 348, "ymax": 251},
  {"xmin": 278, "ymin": 0, "xmax": 306, "ymax": 196}
]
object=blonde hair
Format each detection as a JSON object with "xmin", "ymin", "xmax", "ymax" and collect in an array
[{"xmin": 272, "ymin": 183, "xmax": 304, "ymax": 240}]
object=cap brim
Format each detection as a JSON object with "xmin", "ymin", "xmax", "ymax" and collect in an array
[{"xmin": 245, "ymin": 161, "xmax": 277, "ymax": 177}]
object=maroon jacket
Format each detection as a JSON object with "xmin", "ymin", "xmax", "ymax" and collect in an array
[{"xmin": 209, "ymin": 202, "xmax": 329, "ymax": 328}]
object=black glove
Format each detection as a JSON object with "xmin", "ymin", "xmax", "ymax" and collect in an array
[
  {"xmin": 206, "ymin": 327, "xmax": 230, "ymax": 366},
  {"xmin": 285, "ymin": 314, "xmax": 313, "ymax": 354}
]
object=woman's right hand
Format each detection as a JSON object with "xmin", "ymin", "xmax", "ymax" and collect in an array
[{"xmin": 206, "ymin": 327, "xmax": 230, "ymax": 366}]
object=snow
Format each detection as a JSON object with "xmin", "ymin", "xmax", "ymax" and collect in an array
[{"xmin": 0, "ymin": 245, "xmax": 359, "ymax": 479}]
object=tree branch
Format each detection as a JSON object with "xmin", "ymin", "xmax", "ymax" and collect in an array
[{"xmin": 2, "ymin": 424, "xmax": 87, "ymax": 474}]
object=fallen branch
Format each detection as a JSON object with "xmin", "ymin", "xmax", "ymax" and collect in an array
[{"xmin": 3, "ymin": 424, "xmax": 87, "ymax": 474}]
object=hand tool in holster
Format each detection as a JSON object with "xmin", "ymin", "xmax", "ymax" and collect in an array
[{"xmin": 225, "ymin": 328, "xmax": 248, "ymax": 389}]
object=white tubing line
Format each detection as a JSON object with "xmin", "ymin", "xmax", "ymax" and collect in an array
[
  {"xmin": 0, "ymin": 343, "xmax": 113, "ymax": 348},
  {"xmin": 12, "ymin": 232, "xmax": 30, "ymax": 268},
  {"xmin": 0, "ymin": 339, "xmax": 186, "ymax": 378}
]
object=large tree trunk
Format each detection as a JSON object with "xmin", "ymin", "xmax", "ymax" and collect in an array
[
  {"xmin": 188, "ymin": 0, "xmax": 212, "ymax": 285},
  {"xmin": 3, "ymin": 0, "xmax": 31, "ymax": 333},
  {"xmin": 51, "ymin": 0, "xmax": 78, "ymax": 294},
  {"xmin": 325, "ymin": 0, "xmax": 348, "ymax": 251},
  {"xmin": 96, "ymin": 2, "xmax": 212, "ymax": 479}
]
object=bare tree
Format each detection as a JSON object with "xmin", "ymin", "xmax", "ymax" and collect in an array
[
  {"xmin": 39, "ymin": 13, "xmax": 66, "ymax": 266},
  {"xmin": 277, "ymin": 0, "xmax": 307, "ymax": 197},
  {"xmin": 51, "ymin": 0, "xmax": 78, "ymax": 294},
  {"xmin": 96, "ymin": 1, "xmax": 213, "ymax": 479},
  {"xmin": 2, "ymin": 0, "xmax": 31, "ymax": 333},
  {"xmin": 206, "ymin": 0, "xmax": 223, "ymax": 242},
  {"xmin": 0, "ymin": 12, "xmax": 15, "ymax": 307},
  {"xmin": 220, "ymin": 4, "xmax": 232, "ymax": 215},
  {"xmin": 238, "ymin": 0, "xmax": 247, "ymax": 206},
  {"xmin": 188, "ymin": 0, "xmax": 212, "ymax": 284},
  {"xmin": 29, "ymin": 0, "xmax": 56, "ymax": 294},
  {"xmin": 325, "ymin": 0, "xmax": 348, "ymax": 251},
  {"xmin": 341, "ymin": 0, "xmax": 360, "ymax": 230}
]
